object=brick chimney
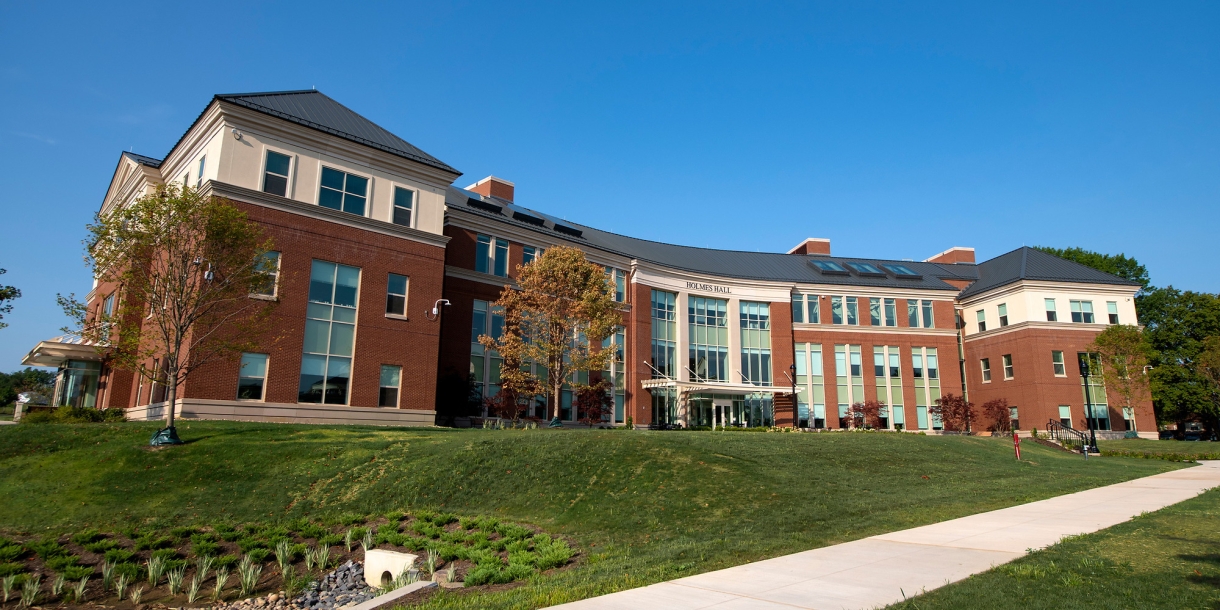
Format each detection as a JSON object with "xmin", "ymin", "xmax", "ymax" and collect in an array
[
  {"xmin": 924, "ymin": 246, "xmax": 976, "ymax": 264},
  {"xmin": 466, "ymin": 176, "xmax": 515, "ymax": 202},
  {"xmin": 787, "ymin": 238, "xmax": 831, "ymax": 256}
]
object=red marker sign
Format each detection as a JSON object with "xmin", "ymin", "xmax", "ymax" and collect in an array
[{"xmin": 1013, "ymin": 430, "xmax": 1022, "ymax": 461}]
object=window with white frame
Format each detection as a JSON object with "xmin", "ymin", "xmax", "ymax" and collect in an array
[
  {"xmin": 792, "ymin": 294, "xmax": 805, "ymax": 323},
  {"xmin": 976, "ymin": 309, "xmax": 987, "ymax": 333},
  {"xmin": 299, "ymin": 261, "xmax": 360, "ymax": 405},
  {"xmin": 740, "ymin": 302, "xmax": 772, "ymax": 386},
  {"xmin": 523, "ymin": 246, "xmax": 544, "ymax": 266},
  {"xmin": 998, "ymin": 303, "xmax": 1009, "ymax": 327},
  {"xmin": 873, "ymin": 345, "xmax": 904, "ymax": 429},
  {"xmin": 237, "ymin": 353, "xmax": 269, "ymax": 401},
  {"xmin": 869, "ymin": 298, "xmax": 882, "ymax": 326},
  {"xmin": 385, "ymin": 273, "xmax": 408, "ymax": 317},
  {"xmin": 980, "ymin": 358, "xmax": 992, "ymax": 382},
  {"xmin": 831, "ymin": 296, "xmax": 844, "ymax": 324},
  {"xmin": 1070, "ymin": 300, "xmax": 1094, "ymax": 323},
  {"xmin": 1052, "ymin": 350, "xmax": 1066, "ymax": 376},
  {"xmin": 476, "ymin": 234, "xmax": 509, "ymax": 277},
  {"xmin": 1107, "ymin": 301, "xmax": 1119, "ymax": 324},
  {"xmin": 913, "ymin": 347, "xmax": 941, "ymax": 430},
  {"xmin": 605, "ymin": 267, "xmax": 626, "ymax": 302},
  {"xmin": 1058, "ymin": 405, "xmax": 1072, "ymax": 428},
  {"xmin": 846, "ymin": 297, "xmax": 859, "ymax": 325},
  {"xmin": 103, "ymin": 293, "xmax": 116, "ymax": 317},
  {"xmin": 602, "ymin": 326, "xmax": 627, "ymax": 423},
  {"xmin": 1003, "ymin": 354, "xmax": 1014, "ymax": 380},
  {"xmin": 319, "ymin": 167, "xmax": 369, "ymax": 216},
  {"xmin": 794, "ymin": 342, "xmax": 826, "ymax": 428},
  {"xmin": 921, "ymin": 300, "xmax": 934, "ymax": 328},
  {"xmin": 884, "ymin": 298, "xmax": 897, "ymax": 327},
  {"xmin": 834, "ymin": 344, "xmax": 864, "ymax": 427},
  {"xmin": 196, "ymin": 156, "xmax": 206, "ymax": 189},
  {"xmin": 1045, "ymin": 298, "xmax": 1058, "ymax": 321},
  {"xmin": 263, "ymin": 150, "xmax": 291, "ymax": 197},
  {"xmin": 651, "ymin": 290, "xmax": 678, "ymax": 381},
  {"xmin": 689, "ymin": 296, "xmax": 729, "ymax": 382},
  {"xmin": 379, "ymin": 365, "xmax": 401, "ymax": 407},
  {"xmin": 253, "ymin": 251, "xmax": 281, "ymax": 298},
  {"xmin": 909, "ymin": 299, "xmax": 934, "ymax": 328},
  {"xmin": 392, "ymin": 186, "xmax": 414, "ymax": 227}
]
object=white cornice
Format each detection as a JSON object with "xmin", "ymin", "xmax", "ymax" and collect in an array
[
  {"xmin": 793, "ymin": 323, "xmax": 959, "ymax": 337},
  {"xmin": 963, "ymin": 319, "xmax": 1107, "ymax": 342},
  {"xmin": 957, "ymin": 279, "xmax": 1139, "ymax": 306},
  {"xmin": 204, "ymin": 181, "xmax": 450, "ymax": 249}
]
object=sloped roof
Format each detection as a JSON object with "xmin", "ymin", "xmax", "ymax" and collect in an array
[
  {"xmin": 122, "ymin": 151, "xmax": 162, "ymax": 168},
  {"xmin": 215, "ymin": 90, "xmax": 459, "ymax": 175},
  {"xmin": 958, "ymin": 246, "xmax": 1141, "ymax": 299},
  {"xmin": 446, "ymin": 187, "xmax": 974, "ymax": 291}
]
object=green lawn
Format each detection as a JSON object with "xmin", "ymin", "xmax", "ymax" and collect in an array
[
  {"xmin": 1099, "ymin": 437, "xmax": 1220, "ymax": 461},
  {"xmin": 0, "ymin": 422, "xmax": 1185, "ymax": 609},
  {"xmin": 888, "ymin": 487, "xmax": 1220, "ymax": 609}
]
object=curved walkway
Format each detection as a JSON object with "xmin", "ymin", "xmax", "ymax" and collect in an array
[{"xmin": 549, "ymin": 461, "xmax": 1220, "ymax": 610}]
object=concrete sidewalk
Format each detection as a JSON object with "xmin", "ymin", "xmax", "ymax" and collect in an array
[{"xmin": 549, "ymin": 461, "xmax": 1220, "ymax": 610}]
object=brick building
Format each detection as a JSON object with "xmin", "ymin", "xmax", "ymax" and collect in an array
[{"xmin": 22, "ymin": 90, "xmax": 1155, "ymax": 438}]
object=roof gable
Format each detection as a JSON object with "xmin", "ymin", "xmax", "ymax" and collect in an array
[
  {"xmin": 216, "ymin": 90, "xmax": 459, "ymax": 175},
  {"xmin": 958, "ymin": 247, "xmax": 1141, "ymax": 298}
]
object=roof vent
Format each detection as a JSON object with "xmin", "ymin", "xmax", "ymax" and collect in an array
[{"xmin": 466, "ymin": 176, "xmax": 515, "ymax": 202}]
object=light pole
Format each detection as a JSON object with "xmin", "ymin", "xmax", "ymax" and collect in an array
[
  {"xmin": 790, "ymin": 363, "xmax": 799, "ymax": 429},
  {"xmin": 1079, "ymin": 355, "xmax": 1098, "ymax": 455}
]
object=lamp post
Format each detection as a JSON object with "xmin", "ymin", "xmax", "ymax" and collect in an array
[
  {"xmin": 790, "ymin": 363, "xmax": 799, "ymax": 428},
  {"xmin": 1079, "ymin": 355, "xmax": 1098, "ymax": 455}
]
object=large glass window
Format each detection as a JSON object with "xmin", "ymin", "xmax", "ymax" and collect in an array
[
  {"xmin": 908, "ymin": 300, "xmax": 919, "ymax": 327},
  {"xmin": 319, "ymin": 167, "xmax": 368, "ymax": 216},
  {"xmin": 834, "ymin": 344, "xmax": 863, "ymax": 428},
  {"xmin": 651, "ymin": 291, "xmax": 677, "ymax": 378},
  {"xmin": 913, "ymin": 347, "xmax": 941, "ymax": 430},
  {"xmin": 605, "ymin": 267, "xmax": 627, "ymax": 302},
  {"xmin": 884, "ymin": 298, "xmax": 897, "ymax": 327},
  {"xmin": 476, "ymin": 234, "xmax": 510, "ymax": 277},
  {"xmin": 794, "ymin": 343, "xmax": 826, "ymax": 428},
  {"xmin": 846, "ymin": 297, "xmax": 859, "ymax": 325},
  {"xmin": 689, "ymin": 296, "xmax": 729, "ymax": 382},
  {"xmin": 740, "ymin": 302, "xmax": 772, "ymax": 386},
  {"xmin": 299, "ymin": 261, "xmax": 360, "ymax": 404},
  {"xmin": 263, "ymin": 150, "xmax": 291, "ymax": 197},
  {"xmin": 470, "ymin": 299, "xmax": 505, "ymax": 404},
  {"xmin": 869, "ymin": 298, "xmax": 882, "ymax": 326},
  {"xmin": 1070, "ymin": 300, "xmax": 1095, "ymax": 323},
  {"xmin": 237, "ymin": 353, "xmax": 269, "ymax": 400},
  {"xmin": 873, "ymin": 345, "xmax": 904, "ymax": 429},
  {"xmin": 1079, "ymin": 352, "xmax": 1110, "ymax": 430},
  {"xmin": 392, "ymin": 186, "xmax": 414, "ymax": 227},
  {"xmin": 922, "ymin": 300, "xmax": 934, "ymax": 328},
  {"xmin": 379, "ymin": 365, "xmax": 401, "ymax": 407},
  {"xmin": 792, "ymin": 294, "xmax": 804, "ymax": 324},
  {"xmin": 1046, "ymin": 298, "xmax": 1058, "ymax": 321},
  {"xmin": 831, "ymin": 296, "xmax": 844, "ymax": 325},
  {"xmin": 55, "ymin": 360, "xmax": 100, "ymax": 409},
  {"xmin": 385, "ymin": 273, "xmax": 408, "ymax": 316},
  {"xmin": 602, "ymin": 327, "xmax": 627, "ymax": 423}
]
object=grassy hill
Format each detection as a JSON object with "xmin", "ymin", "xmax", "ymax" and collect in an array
[{"xmin": 0, "ymin": 422, "xmax": 1183, "ymax": 609}]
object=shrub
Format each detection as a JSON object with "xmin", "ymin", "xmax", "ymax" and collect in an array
[
  {"xmin": 45, "ymin": 555, "xmax": 82, "ymax": 572},
  {"xmin": 532, "ymin": 535, "xmax": 575, "ymax": 570},
  {"xmin": 21, "ymin": 406, "xmax": 126, "ymax": 424},
  {"xmin": 0, "ymin": 543, "xmax": 25, "ymax": 563},
  {"xmin": 133, "ymin": 535, "xmax": 173, "ymax": 551},
  {"xmin": 192, "ymin": 541, "xmax": 221, "ymax": 558},
  {"xmin": 336, "ymin": 513, "xmax": 364, "ymax": 526},
  {"xmin": 59, "ymin": 565, "xmax": 93, "ymax": 580},
  {"xmin": 0, "ymin": 563, "xmax": 25, "ymax": 577},
  {"xmin": 104, "ymin": 549, "xmax": 135, "ymax": 564},
  {"xmin": 150, "ymin": 548, "xmax": 180, "ymax": 561},
  {"xmin": 83, "ymin": 539, "xmax": 119, "ymax": 554},
  {"xmin": 246, "ymin": 548, "xmax": 270, "ymax": 564},
  {"xmin": 495, "ymin": 523, "xmax": 533, "ymax": 541},
  {"xmin": 112, "ymin": 562, "xmax": 141, "ymax": 580},
  {"xmin": 429, "ymin": 512, "xmax": 457, "ymax": 526},
  {"xmin": 170, "ymin": 526, "xmax": 199, "ymax": 539},
  {"xmin": 459, "ymin": 517, "xmax": 477, "ymax": 530},
  {"xmin": 71, "ymin": 529, "xmax": 104, "ymax": 546},
  {"xmin": 236, "ymin": 537, "xmax": 267, "ymax": 552},
  {"xmin": 213, "ymin": 554, "xmax": 239, "ymax": 569},
  {"xmin": 317, "ymin": 533, "xmax": 343, "ymax": 547},
  {"xmin": 373, "ymin": 524, "xmax": 399, "ymax": 545},
  {"xmin": 464, "ymin": 562, "xmax": 534, "ymax": 586},
  {"xmin": 297, "ymin": 523, "xmax": 327, "ymax": 541},
  {"xmin": 475, "ymin": 517, "xmax": 500, "ymax": 532},
  {"xmin": 28, "ymin": 539, "xmax": 66, "ymax": 560}
]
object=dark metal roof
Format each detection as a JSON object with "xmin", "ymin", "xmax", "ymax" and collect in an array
[
  {"xmin": 215, "ymin": 90, "xmax": 460, "ymax": 175},
  {"xmin": 122, "ymin": 151, "xmax": 162, "ymax": 168},
  {"xmin": 958, "ymin": 247, "xmax": 1141, "ymax": 299},
  {"xmin": 445, "ymin": 187, "xmax": 974, "ymax": 291}
]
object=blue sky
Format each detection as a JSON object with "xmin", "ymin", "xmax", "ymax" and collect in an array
[{"xmin": 1, "ymin": 1, "xmax": 1217, "ymax": 370}]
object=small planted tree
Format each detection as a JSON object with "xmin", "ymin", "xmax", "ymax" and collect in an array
[
  {"xmin": 480, "ymin": 246, "xmax": 619, "ymax": 425},
  {"xmin": 574, "ymin": 378, "xmax": 614, "ymax": 427},
  {"xmin": 482, "ymin": 356, "xmax": 536, "ymax": 424},
  {"xmin": 931, "ymin": 393, "xmax": 975, "ymax": 432},
  {"xmin": 1089, "ymin": 324, "xmax": 1153, "ymax": 425},
  {"xmin": 980, "ymin": 398, "xmax": 1011, "ymax": 433},
  {"xmin": 844, "ymin": 400, "xmax": 884, "ymax": 429},
  {"xmin": 60, "ymin": 185, "xmax": 277, "ymax": 443}
]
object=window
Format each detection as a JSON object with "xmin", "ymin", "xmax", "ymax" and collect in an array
[
  {"xmin": 263, "ymin": 150, "xmax": 291, "ymax": 197},
  {"xmin": 908, "ymin": 299, "xmax": 934, "ymax": 328},
  {"xmin": 476, "ymin": 234, "xmax": 510, "ymax": 277},
  {"xmin": 196, "ymin": 156, "xmax": 206, "ymax": 189},
  {"xmin": 976, "ymin": 309, "xmax": 987, "ymax": 333},
  {"xmin": 846, "ymin": 297, "xmax": 859, "ymax": 325},
  {"xmin": 884, "ymin": 298, "xmax": 897, "ymax": 327},
  {"xmin": 1058, "ymin": 405, "xmax": 1072, "ymax": 428},
  {"xmin": 1045, "ymin": 298, "xmax": 1058, "ymax": 322},
  {"xmin": 1003, "ymin": 354, "xmax": 1014, "ymax": 380},
  {"xmin": 688, "ymin": 296, "xmax": 729, "ymax": 382},
  {"xmin": 811, "ymin": 260, "xmax": 848, "ymax": 274},
  {"xmin": 237, "ymin": 353, "xmax": 269, "ymax": 400},
  {"xmin": 385, "ymin": 273, "xmax": 408, "ymax": 317},
  {"xmin": 524, "ymin": 246, "xmax": 544, "ymax": 266},
  {"xmin": 603, "ymin": 327, "xmax": 627, "ymax": 423},
  {"xmin": 605, "ymin": 267, "xmax": 626, "ymax": 302},
  {"xmin": 319, "ymin": 167, "xmax": 369, "ymax": 216},
  {"xmin": 1123, "ymin": 407, "xmax": 1136, "ymax": 431},
  {"xmin": 1070, "ymin": 300, "xmax": 1094, "ymax": 323},
  {"xmin": 831, "ymin": 296, "xmax": 844, "ymax": 324},
  {"xmin": 102, "ymin": 293, "xmax": 116, "ymax": 317},
  {"xmin": 921, "ymin": 300, "xmax": 934, "ymax": 328},
  {"xmin": 470, "ymin": 300, "xmax": 506, "ymax": 403},
  {"xmin": 1052, "ymin": 351, "xmax": 1066, "ymax": 376},
  {"xmin": 299, "ymin": 261, "xmax": 360, "ymax": 405},
  {"xmin": 254, "ymin": 251, "xmax": 281, "ymax": 297},
  {"xmin": 379, "ymin": 365, "xmax": 401, "ymax": 407},
  {"xmin": 651, "ymin": 290, "xmax": 678, "ymax": 379},
  {"xmin": 869, "ymin": 297, "xmax": 882, "ymax": 326},
  {"xmin": 912, "ymin": 347, "xmax": 941, "ymax": 430},
  {"xmin": 834, "ymin": 344, "xmax": 864, "ymax": 428},
  {"xmin": 1107, "ymin": 301, "xmax": 1119, "ymax": 325},
  {"xmin": 873, "ymin": 346, "xmax": 903, "ymax": 429},
  {"xmin": 998, "ymin": 303, "xmax": 1009, "ymax": 327},
  {"xmin": 392, "ymin": 186, "xmax": 414, "ymax": 227},
  {"xmin": 1009, "ymin": 406, "xmax": 1019, "ymax": 430},
  {"xmin": 792, "ymin": 294, "xmax": 804, "ymax": 323},
  {"xmin": 740, "ymin": 302, "xmax": 772, "ymax": 386},
  {"xmin": 981, "ymin": 358, "xmax": 992, "ymax": 382},
  {"xmin": 908, "ymin": 300, "xmax": 919, "ymax": 327},
  {"xmin": 794, "ymin": 293, "xmax": 820, "ymax": 324},
  {"xmin": 794, "ymin": 343, "xmax": 826, "ymax": 428}
]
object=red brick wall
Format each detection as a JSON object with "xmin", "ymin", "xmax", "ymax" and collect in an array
[{"xmin": 963, "ymin": 326, "xmax": 1156, "ymax": 433}]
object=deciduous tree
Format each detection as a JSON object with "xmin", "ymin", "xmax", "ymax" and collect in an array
[
  {"xmin": 574, "ymin": 378, "xmax": 614, "ymax": 427},
  {"xmin": 59, "ymin": 184, "xmax": 277, "ymax": 441},
  {"xmin": 480, "ymin": 246, "xmax": 619, "ymax": 423},
  {"xmin": 931, "ymin": 393, "xmax": 975, "ymax": 432},
  {"xmin": 979, "ymin": 398, "xmax": 1011, "ymax": 433},
  {"xmin": 1138, "ymin": 287, "xmax": 1220, "ymax": 436},
  {"xmin": 0, "ymin": 268, "xmax": 19, "ymax": 330},
  {"xmin": 844, "ymin": 400, "xmax": 884, "ymax": 429},
  {"xmin": 1033, "ymin": 246, "xmax": 1150, "ymax": 290},
  {"xmin": 1090, "ymin": 324, "xmax": 1152, "ymax": 424}
]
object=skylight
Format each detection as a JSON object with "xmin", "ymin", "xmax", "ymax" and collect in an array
[
  {"xmin": 810, "ymin": 260, "xmax": 849, "ymax": 275},
  {"xmin": 882, "ymin": 264, "xmax": 921, "ymax": 278},
  {"xmin": 846, "ymin": 262, "xmax": 886, "ymax": 277}
]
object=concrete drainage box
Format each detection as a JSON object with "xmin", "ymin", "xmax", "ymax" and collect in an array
[{"xmin": 364, "ymin": 549, "xmax": 418, "ymax": 588}]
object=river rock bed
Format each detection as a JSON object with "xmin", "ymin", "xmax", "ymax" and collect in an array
[{"xmin": 212, "ymin": 561, "xmax": 377, "ymax": 610}]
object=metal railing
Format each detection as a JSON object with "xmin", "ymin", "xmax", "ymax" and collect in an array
[{"xmin": 1046, "ymin": 419, "xmax": 1090, "ymax": 453}]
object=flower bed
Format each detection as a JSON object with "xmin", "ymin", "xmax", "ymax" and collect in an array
[{"xmin": 0, "ymin": 510, "xmax": 575, "ymax": 607}]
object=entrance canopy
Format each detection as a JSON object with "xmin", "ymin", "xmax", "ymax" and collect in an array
[
  {"xmin": 640, "ymin": 378, "xmax": 785, "ymax": 395},
  {"xmin": 21, "ymin": 335, "xmax": 103, "ymax": 367}
]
